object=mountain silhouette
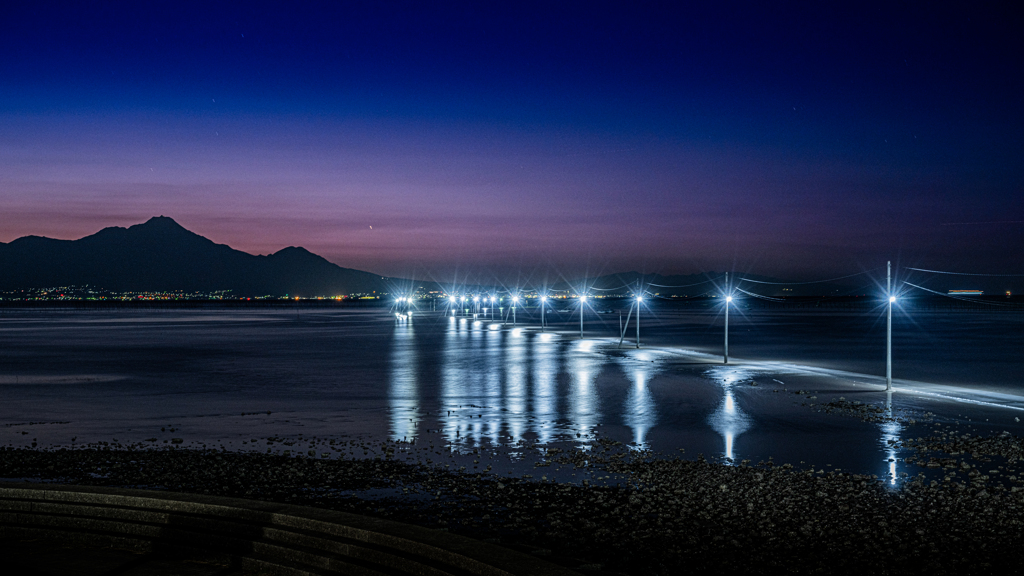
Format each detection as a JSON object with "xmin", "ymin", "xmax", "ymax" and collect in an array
[{"xmin": 0, "ymin": 216, "xmax": 389, "ymax": 296}]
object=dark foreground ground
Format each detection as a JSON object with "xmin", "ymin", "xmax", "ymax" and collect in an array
[{"xmin": 3, "ymin": 430, "xmax": 1024, "ymax": 576}]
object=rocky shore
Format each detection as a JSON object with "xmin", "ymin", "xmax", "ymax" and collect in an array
[{"xmin": 3, "ymin": 429, "xmax": 1024, "ymax": 576}]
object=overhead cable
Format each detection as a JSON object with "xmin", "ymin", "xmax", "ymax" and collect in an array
[
  {"xmin": 906, "ymin": 267, "xmax": 1024, "ymax": 277},
  {"xmin": 901, "ymin": 281, "xmax": 1013, "ymax": 307},
  {"xmin": 735, "ymin": 287, "xmax": 786, "ymax": 302},
  {"xmin": 736, "ymin": 269, "xmax": 877, "ymax": 285},
  {"xmin": 589, "ymin": 285, "xmax": 635, "ymax": 292},
  {"xmin": 647, "ymin": 277, "xmax": 722, "ymax": 289}
]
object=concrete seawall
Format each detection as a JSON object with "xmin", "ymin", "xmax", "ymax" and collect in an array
[{"xmin": 0, "ymin": 483, "xmax": 580, "ymax": 575}]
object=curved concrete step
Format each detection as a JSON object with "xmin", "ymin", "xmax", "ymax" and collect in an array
[{"xmin": 0, "ymin": 484, "xmax": 581, "ymax": 576}]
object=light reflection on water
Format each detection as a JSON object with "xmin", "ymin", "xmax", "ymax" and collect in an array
[
  {"xmin": 422, "ymin": 320, "xmax": 672, "ymax": 452},
  {"xmin": 386, "ymin": 320, "xmax": 918, "ymax": 478},
  {"xmin": 505, "ymin": 327, "xmax": 528, "ymax": 443},
  {"xmin": 614, "ymin": 353, "xmax": 661, "ymax": 450},
  {"xmin": 431, "ymin": 320, "xmax": 625, "ymax": 450},
  {"xmin": 567, "ymin": 340, "xmax": 602, "ymax": 448},
  {"xmin": 707, "ymin": 366, "xmax": 753, "ymax": 461},
  {"xmin": 532, "ymin": 332, "xmax": 559, "ymax": 444},
  {"xmin": 12, "ymin": 309, "xmax": 1024, "ymax": 482},
  {"xmin": 882, "ymin": 392, "xmax": 900, "ymax": 485},
  {"xmin": 388, "ymin": 319, "xmax": 419, "ymax": 442}
]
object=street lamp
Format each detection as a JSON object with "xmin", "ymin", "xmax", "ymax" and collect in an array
[
  {"xmin": 724, "ymin": 295, "xmax": 732, "ymax": 364},
  {"xmin": 540, "ymin": 295, "xmax": 548, "ymax": 331},
  {"xmin": 887, "ymin": 261, "xmax": 894, "ymax": 391},
  {"xmin": 635, "ymin": 295, "xmax": 642, "ymax": 348},
  {"xmin": 579, "ymin": 295, "xmax": 588, "ymax": 339}
]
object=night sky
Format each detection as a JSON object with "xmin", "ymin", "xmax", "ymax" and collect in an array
[{"xmin": 2, "ymin": 2, "xmax": 1022, "ymax": 282}]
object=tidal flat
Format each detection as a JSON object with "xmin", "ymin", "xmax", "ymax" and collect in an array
[
  {"xmin": 3, "ymin": 427, "xmax": 1024, "ymax": 575},
  {"xmin": 2, "ymin": 306, "xmax": 1024, "ymax": 573}
]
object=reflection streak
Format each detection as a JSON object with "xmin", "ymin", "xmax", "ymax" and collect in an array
[
  {"xmin": 388, "ymin": 320, "xmax": 420, "ymax": 442},
  {"xmin": 568, "ymin": 340, "xmax": 602, "ymax": 445},
  {"xmin": 708, "ymin": 367, "xmax": 752, "ymax": 461}
]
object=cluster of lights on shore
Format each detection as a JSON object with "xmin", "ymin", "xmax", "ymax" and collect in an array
[{"xmin": 394, "ymin": 262, "xmax": 905, "ymax": 391}]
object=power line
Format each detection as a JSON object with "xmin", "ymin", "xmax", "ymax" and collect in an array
[
  {"xmin": 901, "ymin": 281, "xmax": 1014, "ymax": 307},
  {"xmin": 647, "ymin": 277, "xmax": 722, "ymax": 289},
  {"xmin": 589, "ymin": 285, "xmax": 635, "ymax": 292},
  {"xmin": 734, "ymin": 287, "xmax": 786, "ymax": 302},
  {"xmin": 736, "ymin": 269, "xmax": 878, "ymax": 285},
  {"xmin": 642, "ymin": 291, "xmax": 680, "ymax": 301},
  {"xmin": 906, "ymin": 267, "xmax": 1024, "ymax": 277}
]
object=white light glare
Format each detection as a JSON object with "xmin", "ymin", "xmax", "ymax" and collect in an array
[
  {"xmin": 726, "ymin": 296, "xmax": 733, "ymax": 303},
  {"xmin": 490, "ymin": 296, "xmax": 496, "ymax": 303},
  {"xmin": 449, "ymin": 296, "xmax": 456, "ymax": 303},
  {"xmin": 473, "ymin": 296, "xmax": 480, "ymax": 303},
  {"xmin": 636, "ymin": 296, "xmax": 643, "ymax": 303},
  {"xmin": 889, "ymin": 296, "xmax": 896, "ymax": 303},
  {"xmin": 580, "ymin": 296, "xmax": 588, "ymax": 303},
  {"xmin": 512, "ymin": 296, "xmax": 520, "ymax": 304},
  {"xmin": 460, "ymin": 297, "xmax": 466, "ymax": 303},
  {"xmin": 541, "ymin": 296, "xmax": 548, "ymax": 302}
]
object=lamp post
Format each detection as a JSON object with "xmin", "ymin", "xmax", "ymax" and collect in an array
[
  {"xmin": 887, "ymin": 261, "xmax": 893, "ymax": 391},
  {"xmin": 579, "ymin": 295, "xmax": 588, "ymax": 339},
  {"xmin": 540, "ymin": 296, "xmax": 548, "ymax": 332},
  {"xmin": 723, "ymin": 271, "xmax": 730, "ymax": 364},
  {"xmin": 635, "ymin": 295, "xmax": 642, "ymax": 348},
  {"xmin": 724, "ymin": 295, "xmax": 732, "ymax": 364}
]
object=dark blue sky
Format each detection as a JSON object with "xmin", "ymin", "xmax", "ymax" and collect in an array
[{"xmin": 2, "ymin": 1, "xmax": 1021, "ymax": 282}]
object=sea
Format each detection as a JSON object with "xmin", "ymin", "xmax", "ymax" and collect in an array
[{"xmin": 2, "ymin": 300, "xmax": 1023, "ymax": 484}]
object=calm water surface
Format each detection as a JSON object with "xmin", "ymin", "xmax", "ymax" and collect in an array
[{"xmin": 2, "ymin": 306, "xmax": 1023, "ymax": 483}]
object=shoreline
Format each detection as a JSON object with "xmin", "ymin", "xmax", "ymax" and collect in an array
[{"xmin": 3, "ymin": 430, "xmax": 1024, "ymax": 575}]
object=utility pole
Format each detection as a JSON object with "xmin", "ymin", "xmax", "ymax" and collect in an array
[
  {"xmin": 617, "ymin": 302, "xmax": 633, "ymax": 348},
  {"xmin": 724, "ymin": 271, "xmax": 729, "ymax": 365},
  {"xmin": 635, "ymin": 280, "xmax": 641, "ymax": 349},
  {"xmin": 541, "ymin": 296, "xmax": 546, "ymax": 332},
  {"xmin": 886, "ymin": 261, "xmax": 892, "ymax": 391},
  {"xmin": 579, "ymin": 296, "xmax": 586, "ymax": 339}
]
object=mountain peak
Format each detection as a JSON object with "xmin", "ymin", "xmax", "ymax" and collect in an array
[
  {"xmin": 0, "ymin": 217, "xmax": 388, "ymax": 296},
  {"xmin": 134, "ymin": 216, "xmax": 187, "ymax": 231}
]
